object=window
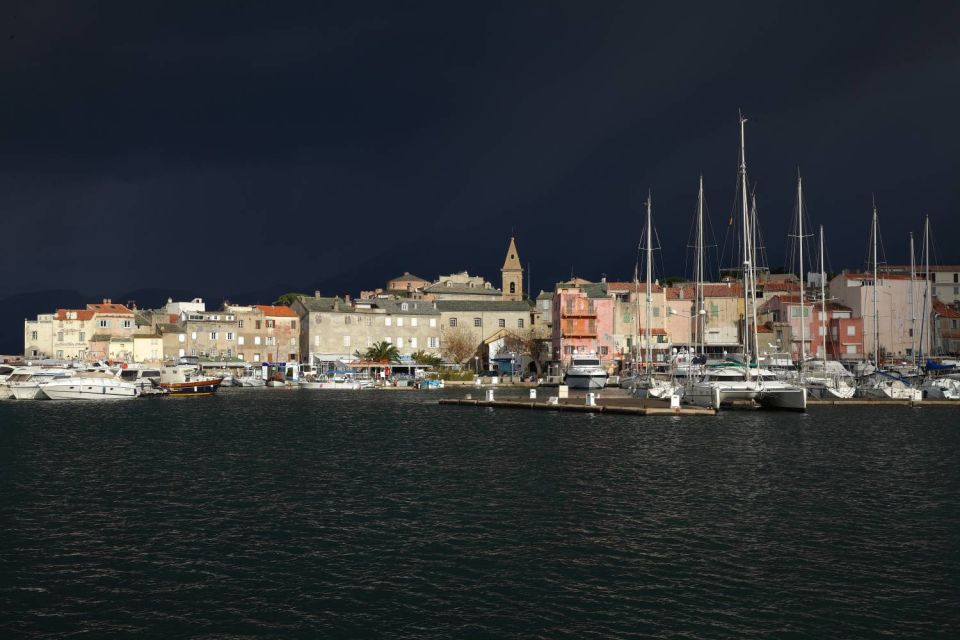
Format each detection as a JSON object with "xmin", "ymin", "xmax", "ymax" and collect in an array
[
  {"xmin": 226, "ymin": 332, "xmax": 234, "ymax": 341},
  {"xmin": 397, "ymin": 337, "xmax": 404, "ymax": 348},
  {"xmin": 226, "ymin": 348, "xmax": 233, "ymax": 357},
  {"xmin": 653, "ymin": 308, "xmax": 660, "ymax": 317},
  {"xmin": 386, "ymin": 317, "xmax": 392, "ymax": 327},
  {"xmin": 411, "ymin": 318, "xmax": 418, "ymax": 327},
  {"xmin": 291, "ymin": 320, "xmax": 296, "ymax": 329},
  {"xmin": 498, "ymin": 319, "xmax": 506, "ymax": 328},
  {"xmin": 385, "ymin": 336, "xmax": 392, "ymax": 343},
  {"xmin": 191, "ymin": 332, "xmax": 197, "ymax": 340},
  {"xmin": 122, "ymin": 319, "xmax": 132, "ymax": 328},
  {"xmin": 449, "ymin": 318, "xmax": 457, "ymax": 327},
  {"xmin": 238, "ymin": 320, "xmax": 244, "ymax": 328},
  {"xmin": 79, "ymin": 331, "xmax": 85, "ymax": 342},
  {"xmin": 430, "ymin": 318, "xmax": 437, "ymax": 327},
  {"xmin": 314, "ymin": 314, "xmax": 322, "ymax": 325},
  {"xmin": 847, "ymin": 325, "xmax": 856, "ymax": 336},
  {"xmin": 238, "ymin": 336, "xmax": 245, "ymax": 345},
  {"xmin": 266, "ymin": 319, "xmax": 276, "ymax": 328},
  {"xmin": 56, "ymin": 350, "xmax": 63, "ymax": 358},
  {"xmin": 818, "ymin": 326, "xmax": 826, "ymax": 336},
  {"xmin": 818, "ymin": 311, "xmax": 826, "ymax": 321},
  {"xmin": 401, "ymin": 303, "xmax": 409, "ymax": 311},
  {"xmin": 542, "ymin": 300, "xmax": 550, "ymax": 310},
  {"xmin": 343, "ymin": 336, "xmax": 351, "ymax": 347},
  {"xmin": 410, "ymin": 337, "xmax": 417, "ymax": 349},
  {"xmin": 289, "ymin": 338, "xmax": 296, "ymax": 346},
  {"xmin": 397, "ymin": 318, "xmax": 404, "ymax": 327},
  {"xmin": 955, "ymin": 273, "xmax": 959, "ymax": 283},
  {"xmin": 846, "ymin": 345, "xmax": 857, "ymax": 354},
  {"xmin": 178, "ymin": 348, "xmax": 185, "ymax": 358},
  {"xmin": 314, "ymin": 335, "xmax": 320, "ymax": 346},
  {"xmin": 31, "ymin": 331, "xmax": 38, "ymax": 340},
  {"xmin": 510, "ymin": 282, "xmax": 516, "ymax": 294},
  {"xmin": 518, "ymin": 319, "xmax": 524, "ymax": 329},
  {"xmin": 190, "ymin": 348, "xmax": 197, "ymax": 356},
  {"xmin": 266, "ymin": 336, "xmax": 275, "ymax": 346},
  {"xmin": 99, "ymin": 319, "xmax": 110, "ymax": 328},
  {"xmin": 908, "ymin": 328, "xmax": 914, "ymax": 337},
  {"xmin": 599, "ymin": 346, "xmax": 609, "ymax": 355},
  {"xmin": 255, "ymin": 320, "xmax": 262, "ymax": 330},
  {"xmin": 365, "ymin": 317, "xmax": 372, "ymax": 326},
  {"xmin": 178, "ymin": 334, "xmax": 185, "ymax": 343},
  {"xmin": 366, "ymin": 337, "xmax": 373, "ymax": 347},
  {"xmin": 345, "ymin": 316, "xmax": 351, "ymax": 325},
  {"xmin": 253, "ymin": 353, "xmax": 260, "ymax": 362},
  {"xmin": 238, "ymin": 354, "xmax": 244, "ymax": 361},
  {"xmin": 254, "ymin": 336, "xmax": 261, "ymax": 345},
  {"xmin": 428, "ymin": 336, "xmax": 439, "ymax": 348},
  {"xmin": 57, "ymin": 331, "xmax": 64, "ymax": 342},
  {"xmin": 473, "ymin": 317, "xmax": 481, "ymax": 327},
  {"xmin": 209, "ymin": 332, "xmax": 218, "ymax": 340}
]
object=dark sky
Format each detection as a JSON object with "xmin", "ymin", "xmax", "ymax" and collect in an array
[{"xmin": 2, "ymin": 1, "xmax": 959, "ymax": 299}]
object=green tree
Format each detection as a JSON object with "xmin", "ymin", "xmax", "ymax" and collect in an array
[
  {"xmin": 273, "ymin": 292, "xmax": 309, "ymax": 306},
  {"xmin": 411, "ymin": 350, "xmax": 443, "ymax": 366},
  {"xmin": 363, "ymin": 341, "xmax": 401, "ymax": 363}
]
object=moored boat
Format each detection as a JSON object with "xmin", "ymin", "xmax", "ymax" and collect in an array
[
  {"xmin": 564, "ymin": 354, "xmax": 608, "ymax": 390},
  {"xmin": 41, "ymin": 371, "xmax": 139, "ymax": 400},
  {"xmin": 158, "ymin": 365, "xmax": 222, "ymax": 397}
]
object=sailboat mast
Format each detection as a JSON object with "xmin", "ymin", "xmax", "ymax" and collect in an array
[
  {"xmin": 819, "ymin": 225, "xmax": 826, "ymax": 369},
  {"xmin": 645, "ymin": 192, "xmax": 653, "ymax": 375},
  {"xmin": 910, "ymin": 232, "xmax": 917, "ymax": 361},
  {"xmin": 797, "ymin": 173, "xmax": 806, "ymax": 377},
  {"xmin": 872, "ymin": 202, "xmax": 880, "ymax": 365},
  {"xmin": 696, "ymin": 175, "xmax": 705, "ymax": 355},
  {"xmin": 739, "ymin": 114, "xmax": 752, "ymax": 378},
  {"xmin": 921, "ymin": 214, "xmax": 930, "ymax": 359}
]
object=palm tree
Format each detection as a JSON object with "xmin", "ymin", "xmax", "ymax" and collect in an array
[
  {"xmin": 363, "ymin": 341, "xmax": 401, "ymax": 363},
  {"xmin": 411, "ymin": 350, "xmax": 443, "ymax": 366}
]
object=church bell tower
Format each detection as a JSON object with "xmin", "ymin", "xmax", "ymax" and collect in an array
[{"xmin": 501, "ymin": 236, "xmax": 524, "ymax": 301}]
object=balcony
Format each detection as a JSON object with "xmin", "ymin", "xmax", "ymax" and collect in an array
[{"xmin": 561, "ymin": 305, "xmax": 596, "ymax": 318}]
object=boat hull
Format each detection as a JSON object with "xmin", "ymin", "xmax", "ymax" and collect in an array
[
  {"xmin": 42, "ymin": 380, "xmax": 139, "ymax": 400},
  {"xmin": 564, "ymin": 374, "xmax": 607, "ymax": 390},
  {"xmin": 9, "ymin": 384, "xmax": 45, "ymax": 400},
  {"xmin": 159, "ymin": 379, "xmax": 222, "ymax": 397}
]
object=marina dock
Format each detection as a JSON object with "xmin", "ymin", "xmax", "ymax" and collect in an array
[{"xmin": 439, "ymin": 397, "xmax": 717, "ymax": 416}]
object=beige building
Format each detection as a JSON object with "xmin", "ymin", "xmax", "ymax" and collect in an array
[
  {"xmin": 293, "ymin": 295, "xmax": 443, "ymax": 364},
  {"xmin": 436, "ymin": 300, "xmax": 533, "ymax": 356},
  {"xmin": 608, "ymin": 282, "xmax": 669, "ymax": 365},
  {"xmin": 24, "ymin": 313, "xmax": 55, "ymax": 360},
  {"xmin": 133, "ymin": 333, "xmax": 164, "ymax": 364},
  {"xmin": 501, "ymin": 237, "xmax": 524, "ymax": 302},
  {"xmin": 423, "ymin": 271, "xmax": 502, "ymax": 301}
]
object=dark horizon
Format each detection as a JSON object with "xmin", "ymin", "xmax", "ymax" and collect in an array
[{"xmin": 2, "ymin": 1, "xmax": 959, "ymax": 303}]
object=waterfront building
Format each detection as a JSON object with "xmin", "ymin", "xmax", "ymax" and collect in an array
[
  {"xmin": 177, "ymin": 308, "xmax": 242, "ymax": 361},
  {"xmin": 293, "ymin": 294, "xmax": 442, "ymax": 365},
  {"xmin": 758, "ymin": 295, "xmax": 865, "ymax": 362},
  {"xmin": 551, "ymin": 280, "xmax": 615, "ymax": 370},
  {"xmin": 882, "ymin": 264, "xmax": 960, "ymax": 306},
  {"xmin": 255, "ymin": 305, "xmax": 300, "ymax": 363},
  {"xmin": 23, "ymin": 313, "xmax": 54, "ymax": 360},
  {"xmin": 932, "ymin": 298, "xmax": 960, "ymax": 355},
  {"xmin": 435, "ymin": 299, "xmax": 533, "ymax": 354},
  {"xmin": 608, "ymin": 282, "xmax": 669, "ymax": 368},
  {"xmin": 24, "ymin": 299, "xmax": 136, "ymax": 361},
  {"xmin": 132, "ymin": 332, "xmax": 164, "ymax": 364},
  {"xmin": 665, "ymin": 284, "xmax": 744, "ymax": 355},
  {"xmin": 830, "ymin": 271, "xmax": 931, "ymax": 360}
]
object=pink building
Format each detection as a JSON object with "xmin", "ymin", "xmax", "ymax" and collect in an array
[
  {"xmin": 551, "ymin": 281, "xmax": 615, "ymax": 370},
  {"xmin": 759, "ymin": 295, "xmax": 865, "ymax": 362}
]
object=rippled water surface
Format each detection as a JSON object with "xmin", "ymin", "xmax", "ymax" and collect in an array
[{"xmin": 2, "ymin": 388, "xmax": 958, "ymax": 638}]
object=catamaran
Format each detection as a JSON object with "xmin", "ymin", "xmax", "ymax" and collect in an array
[{"xmin": 686, "ymin": 114, "xmax": 807, "ymax": 411}]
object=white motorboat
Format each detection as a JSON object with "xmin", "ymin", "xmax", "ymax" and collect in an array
[
  {"xmin": 299, "ymin": 375, "xmax": 373, "ymax": 390},
  {"xmin": 6, "ymin": 369, "xmax": 75, "ymax": 400},
  {"xmin": 564, "ymin": 354, "xmax": 608, "ymax": 390},
  {"xmin": 41, "ymin": 371, "xmax": 139, "ymax": 400},
  {"xmin": 803, "ymin": 361, "xmax": 857, "ymax": 399},
  {"xmin": 235, "ymin": 375, "xmax": 266, "ymax": 387},
  {"xmin": 118, "ymin": 367, "xmax": 163, "ymax": 391}
]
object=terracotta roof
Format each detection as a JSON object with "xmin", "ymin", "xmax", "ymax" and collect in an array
[
  {"xmin": 86, "ymin": 303, "xmax": 134, "ymax": 314},
  {"xmin": 637, "ymin": 327, "xmax": 668, "ymax": 335},
  {"xmin": 55, "ymin": 309, "xmax": 95, "ymax": 321},
  {"xmin": 607, "ymin": 282, "xmax": 663, "ymax": 293},
  {"xmin": 666, "ymin": 284, "xmax": 743, "ymax": 299},
  {"xmin": 761, "ymin": 281, "xmax": 800, "ymax": 291},
  {"xmin": 933, "ymin": 299, "xmax": 960, "ymax": 319},
  {"xmin": 255, "ymin": 305, "xmax": 299, "ymax": 317}
]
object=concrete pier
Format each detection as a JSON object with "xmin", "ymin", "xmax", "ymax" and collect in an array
[{"xmin": 439, "ymin": 397, "xmax": 717, "ymax": 416}]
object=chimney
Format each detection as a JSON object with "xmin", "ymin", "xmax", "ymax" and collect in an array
[
  {"xmin": 315, "ymin": 290, "xmax": 322, "ymax": 298},
  {"xmin": 103, "ymin": 298, "xmax": 111, "ymax": 304}
]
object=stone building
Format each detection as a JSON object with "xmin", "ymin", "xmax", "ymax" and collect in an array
[
  {"xmin": 501, "ymin": 237, "xmax": 524, "ymax": 302},
  {"xmin": 292, "ymin": 295, "xmax": 442, "ymax": 365},
  {"xmin": 422, "ymin": 271, "xmax": 502, "ymax": 301}
]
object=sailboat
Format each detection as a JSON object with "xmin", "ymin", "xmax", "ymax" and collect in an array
[
  {"xmin": 686, "ymin": 114, "xmax": 807, "ymax": 410},
  {"xmin": 803, "ymin": 225, "xmax": 856, "ymax": 398},
  {"xmin": 855, "ymin": 203, "xmax": 922, "ymax": 400},
  {"xmin": 631, "ymin": 193, "xmax": 682, "ymax": 399}
]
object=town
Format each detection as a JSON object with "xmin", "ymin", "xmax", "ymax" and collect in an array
[{"xmin": 15, "ymin": 232, "xmax": 960, "ymax": 394}]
